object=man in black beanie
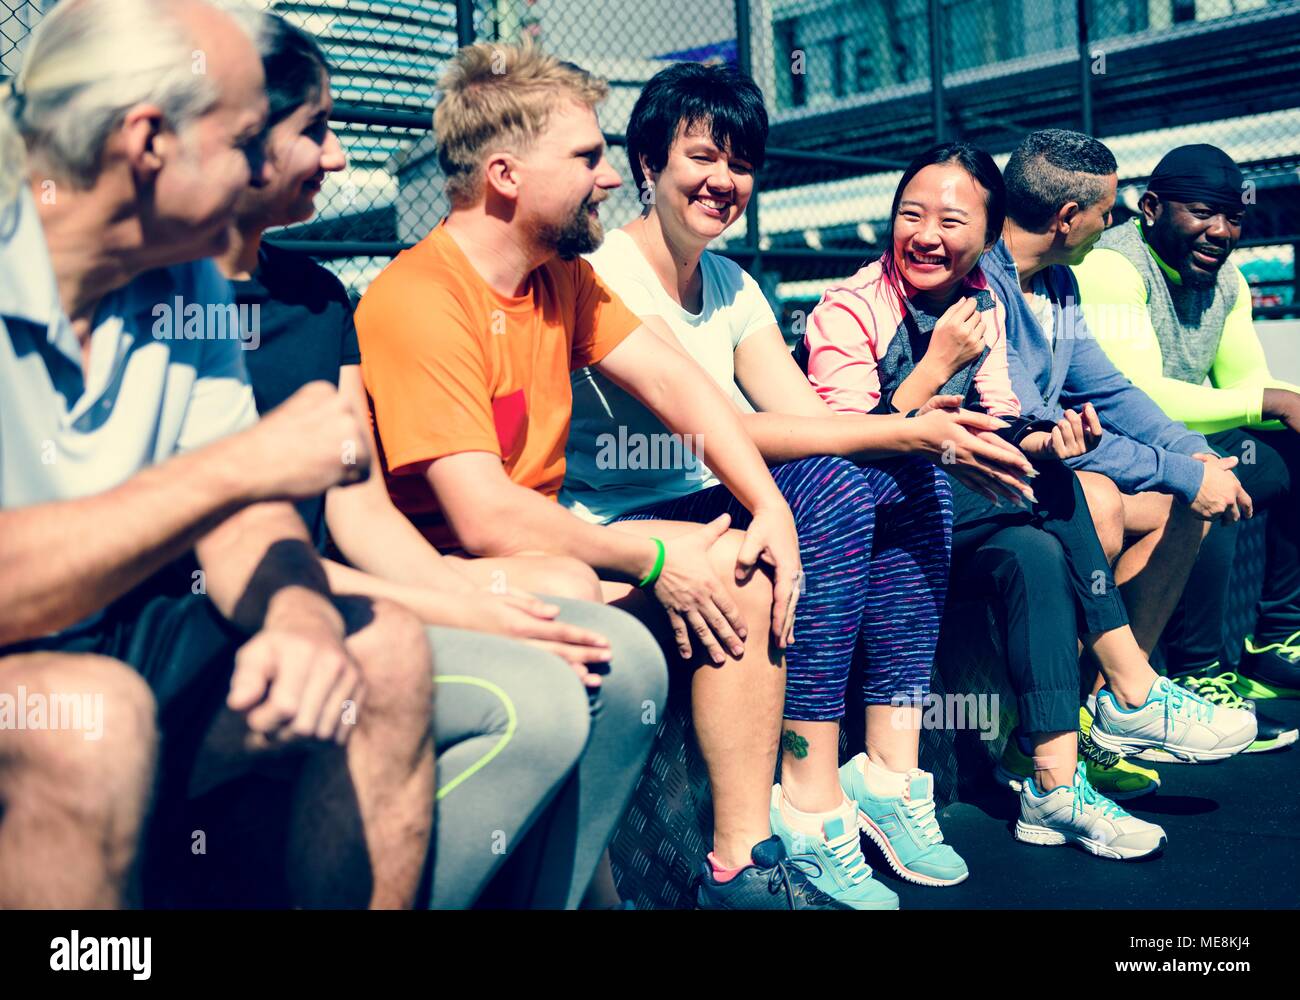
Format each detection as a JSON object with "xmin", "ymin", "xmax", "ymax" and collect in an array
[{"xmin": 1074, "ymin": 143, "xmax": 1300, "ymax": 716}]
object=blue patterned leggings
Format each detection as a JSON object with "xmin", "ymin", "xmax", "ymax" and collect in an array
[{"xmin": 615, "ymin": 455, "xmax": 953, "ymax": 721}]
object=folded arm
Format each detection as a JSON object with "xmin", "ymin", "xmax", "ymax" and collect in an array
[{"xmin": 0, "ymin": 437, "xmax": 256, "ymax": 645}]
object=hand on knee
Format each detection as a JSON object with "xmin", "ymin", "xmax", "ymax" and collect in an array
[{"xmin": 709, "ymin": 529, "xmax": 776, "ymax": 649}]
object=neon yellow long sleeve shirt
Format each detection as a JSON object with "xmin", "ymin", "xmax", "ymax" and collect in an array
[{"xmin": 1072, "ymin": 233, "xmax": 1298, "ymax": 435}]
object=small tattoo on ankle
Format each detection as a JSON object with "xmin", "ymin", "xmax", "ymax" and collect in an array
[{"xmin": 782, "ymin": 730, "xmax": 809, "ymax": 759}]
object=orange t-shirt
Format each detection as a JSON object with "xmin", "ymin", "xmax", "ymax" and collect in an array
[{"xmin": 355, "ymin": 223, "xmax": 642, "ymax": 548}]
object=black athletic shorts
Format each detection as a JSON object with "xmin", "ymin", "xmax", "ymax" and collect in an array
[{"xmin": 1, "ymin": 581, "xmax": 247, "ymax": 803}]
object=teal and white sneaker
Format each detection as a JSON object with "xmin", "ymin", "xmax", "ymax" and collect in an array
[
  {"xmin": 1015, "ymin": 760, "xmax": 1166, "ymax": 861},
  {"xmin": 769, "ymin": 786, "xmax": 899, "ymax": 910},
  {"xmin": 1091, "ymin": 675, "xmax": 1256, "ymax": 763},
  {"xmin": 839, "ymin": 753, "xmax": 969, "ymax": 887}
]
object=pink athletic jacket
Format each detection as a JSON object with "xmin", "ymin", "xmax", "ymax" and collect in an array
[{"xmin": 804, "ymin": 256, "xmax": 1021, "ymax": 420}]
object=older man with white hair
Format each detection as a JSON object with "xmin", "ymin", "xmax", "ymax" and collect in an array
[{"xmin": 0, "ymin": 0, "xmax": 434, "ymax": 908}]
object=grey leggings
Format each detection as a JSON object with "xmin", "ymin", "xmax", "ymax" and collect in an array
[{"xmin": 427, "ymin": 597, "xmax": 666, "ymax": 909}]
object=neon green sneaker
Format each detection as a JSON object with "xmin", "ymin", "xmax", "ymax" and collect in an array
[
  {"xmin": 1236, "ymin": 633, "xmax": 1300, "ymax": 700},
  {"xmin": 993, "ymin": 708, "xmax": 1161, "ymax": 802},
  {"xmin": 1176, "ymin": 670, "xmax": 1299, "ymax": 754},
  {"xmin": 1079, "ymin": 706, "xmax": 1162, "ymax": 798}
]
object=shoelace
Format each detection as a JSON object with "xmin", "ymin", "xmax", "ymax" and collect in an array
[
  {"xmin": 1070, "ymin": 767, "xmax": 1126, "ymax": 822},
  {"xmin": 1178, "ymin": 672, "xmax": 1245, "ymax": 708},
  {"xmin": 767, "ymin": 854, "xmax": 835, "ymax": 908},
  {"xmin": 1159, "ymin": 677, "xmax": 1213, "ymax": 735},
  {"xmin": 1277, "ymin": 631, "xmax": 1300, "ymax": 663},
  {"xmin": 824, "ymin": 829, "xmax": 872, "ymax": 885},
  {"xmin": 903, "ymin": 792, "xmax": 944, "ymax": 846},
  {"xmin": 1251, "ymin": 631, "xmax": 1300, "ymax": 663}
]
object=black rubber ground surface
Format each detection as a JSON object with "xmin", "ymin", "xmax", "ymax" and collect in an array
[{"xmin": 889, "ymin": 699, "xmax": 1300, "ymax": 909}]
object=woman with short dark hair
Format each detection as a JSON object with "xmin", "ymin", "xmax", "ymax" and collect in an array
[{"xmin": 564, "ymin": 62, "xmax": 1039, "ymax": 905}]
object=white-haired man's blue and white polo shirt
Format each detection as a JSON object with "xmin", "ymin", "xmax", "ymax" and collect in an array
[{"xmin": 0, "ymin": 186, "xmax": 260, "ymax": 728}]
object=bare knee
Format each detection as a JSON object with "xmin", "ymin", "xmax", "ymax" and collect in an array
[
  {"xmin": 1, "ymin": 654, "xmax": 156, "ymax": 821},
  {"xmin": 19, "ymin": 653, "xmax": 154, "ymax": 762},
  {"xmin": 344, "ymin": 599, "xmax": 435, "ymax": 731},
  {"xmin": 1080, "ymin": 473, "xmax": 1125, "ymax": 564},
  {"xmin": 1164, "ymin": 494, "xmax": 1212, "ymax": 543},
  {"xmin": 526, "ymin": 555, "xmax": 602, "ymax": 602},
  {"xmin": 708, "ymin": 528, "xmax": 775, "ymax": 621},
  {"xmin": 91, "ymin": 659, "xmax": 157, "ymax": 778},
  {"xmin": 1121, "ymin": 489, "xmax": 1180, "ymax": 537}
]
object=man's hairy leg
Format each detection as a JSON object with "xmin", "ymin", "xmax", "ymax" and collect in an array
[
  {"xmin": 1115, "ymin": 492, "xmax": 1209, "ymax": 658},
  {"xmin": 0, "ymin": 653, "xmax": 156, "ymax": 908},
  {"xmin": 187, "ymin": 597, "xmax": 435, "ymax": 908}
]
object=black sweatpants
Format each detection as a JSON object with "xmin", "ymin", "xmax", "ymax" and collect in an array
[
  {"xmin": 1166, "ymin": 426, "xmax": 1300, "ymax": 673},
  {"xmin": 949, "ymin": 460, "xmax": 1129, "ymax": 734}
]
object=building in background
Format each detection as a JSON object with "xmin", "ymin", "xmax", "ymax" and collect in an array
[
  {"xmin": 280, "ymin": 0, "xmax": 743, "ymax": 284},
  {"xmin": 392, "ymin": 0, "xmax": 739, "ymax": 247},
  {"xmin": 2, "ymin": 0, "xmax": 1296, "ymax": 315},
  {"xmin": 391, "ymin": 0, "xmax": 1300, "ymax": 317},
  {"xmin": 758, "ymin": 0, "xmax": 1300, "ymax": 316}
]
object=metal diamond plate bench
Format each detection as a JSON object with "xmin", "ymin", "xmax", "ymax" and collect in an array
[{"xmin": 611, "ymin": 514, "xmax": 1268, "ymax": 908}]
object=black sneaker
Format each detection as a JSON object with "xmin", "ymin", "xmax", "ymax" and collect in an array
[
  {"xmin": 1177, "ymin": 671, "xmax": 1299, "ymax": 752},
  {"xmin": 1235, "ymin": 633, "xmax": 1300, "ymax": 700},
  {"xmin": 1250, "ymin": 711, "xmax": 1300, "ymax": 753},
  {"xmin": 694, "ymin": 836, "xmax": 853, "ymax": 910}
]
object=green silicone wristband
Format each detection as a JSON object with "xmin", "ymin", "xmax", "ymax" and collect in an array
[{"xmin": 638, "ymin": 537, "xmax": 666, "ymax": 589}]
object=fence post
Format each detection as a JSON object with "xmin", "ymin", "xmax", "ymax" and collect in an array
[
  {"xmin": 1078, "ymin": 0, "xmax": 1093, "ymax": 135},
  {"xmin": 456, "ymin": 0, "xmax": 476, "ymax": 48},
  {"xmin": 734, "ymin": 0, "xmax": 762, "ymax": 281},
  {"xmin": 928, "ymin": 0, "xmax": 945, "ymax": 142},
  {"xmin": 1292, "ymin": 241, "xmax": 1300, "ymax": 313}
]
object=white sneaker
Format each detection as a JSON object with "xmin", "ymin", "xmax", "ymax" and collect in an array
[
  {"xmin": 1090, "ymin": 675, "xmax": 1256, "ymax": 763},
  {"xmin": 1015, "ymin": 761, "xmax": 1166, "ymax": 861}
]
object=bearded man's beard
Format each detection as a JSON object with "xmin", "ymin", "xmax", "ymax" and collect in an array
[
  {"xmin": 534, "ymin": 196, "xmax": 604, "ymax": 260},
  {"xmin": 1179, "ymin": 253, "xmax": 1223, "ymax": 287}
]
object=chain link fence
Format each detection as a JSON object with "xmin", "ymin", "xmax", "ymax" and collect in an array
[
  {"xmin": 1, "ymin": 0, "xmax": 38, "ymax": 77},
  {"xmin": 4, "ymin": 0, "xmax": 1299, "ymax": 319},
  {"xmin": 753, "ymin": 0, "xmax": 1300, "ymax": 324}
]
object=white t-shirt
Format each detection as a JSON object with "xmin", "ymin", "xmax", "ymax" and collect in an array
[
  {"xmin": 1026, "ymin": 273, "xmax": 1055, "ymax": 346},
  {"xmin": 561, "ymin": 228, "xmax": 777, "ymax": 524}
]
